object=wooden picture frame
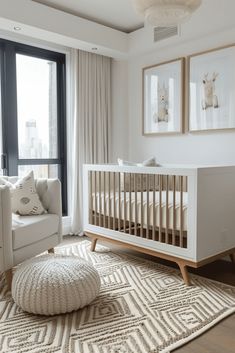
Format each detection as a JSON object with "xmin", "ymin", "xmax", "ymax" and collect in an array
[
  {"xmin": 142, "ymin": 58, "xmax": 185, "ymax": 136},
  {"xmin": 188, "ymin": 44, "xmax": 235, "ymax": 132}
]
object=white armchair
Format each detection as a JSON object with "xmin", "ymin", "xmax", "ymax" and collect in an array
[{"xmin": 0, "ymin": 177, "xmax": 62, "ymax": 289}]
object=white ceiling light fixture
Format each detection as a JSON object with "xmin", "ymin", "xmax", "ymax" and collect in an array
[{"xmin": 132, "ymin": 0, "xmax": 202, "ymax": 27}]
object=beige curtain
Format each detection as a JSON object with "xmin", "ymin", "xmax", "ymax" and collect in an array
[{"xmin": 71, "ymin": 50, "xmax": 111, "ymax": 234}]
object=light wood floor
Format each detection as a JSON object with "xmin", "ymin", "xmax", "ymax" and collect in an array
[{"xmin": 62, "ymin": 236, "xmax": 235, "ymax": 353}]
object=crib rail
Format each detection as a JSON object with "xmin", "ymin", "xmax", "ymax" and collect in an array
[{"xmin": 85, "ymin": 166, "xmax": 189, "ymax": 249}]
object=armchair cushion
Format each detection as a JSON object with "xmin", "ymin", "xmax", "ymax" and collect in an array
[{"xmin": 12, "ymin": 214, "xmax": 59, "ymax": 250}]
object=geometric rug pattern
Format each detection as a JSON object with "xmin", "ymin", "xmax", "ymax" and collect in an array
[{"xmin": 1, "ymin": 240, "xmax": 235, "ymax": 353}]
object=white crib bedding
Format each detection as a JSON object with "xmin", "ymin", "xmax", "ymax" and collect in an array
[{"xmin": 92, "ymin": 191, "xmax": 188, "ymax": 231}]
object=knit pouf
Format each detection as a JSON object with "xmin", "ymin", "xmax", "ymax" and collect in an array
[{"xmin": 12, "ymin": 254, "xmax": 101, "ymax": 316}]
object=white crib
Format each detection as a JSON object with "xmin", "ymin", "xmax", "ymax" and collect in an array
[{"xmin": 83, "ymin": 164, "xmax": 235, "ymax": 285}]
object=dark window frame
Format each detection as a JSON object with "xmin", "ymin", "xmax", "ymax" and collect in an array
[{"xmin": 0, "ymin": 39, "xmax": 67, "ymax": 214}]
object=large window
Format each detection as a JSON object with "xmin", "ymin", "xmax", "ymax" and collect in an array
[{"xmin": 0, "ymin": 39, "xmax": 67, "ymax": 213}]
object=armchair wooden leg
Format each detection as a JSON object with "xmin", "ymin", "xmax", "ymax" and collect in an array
[
  {"xmin": 178, "ymin": 262, "xmax": 191, "ymax": 286},
  {"xmin": 90, "ymin": 238, "xmax": 98, "ymax": 252},
  {"xmin": 229, "ymin": 253, "xmax": 235, "ymax": 263},
  {"xmin": 48, "ymin": 248, "xmax": 55, "ymax": 254},
  {"xmin": 5, "ymin": 269, "xmax": 13, "ymax": 291}
]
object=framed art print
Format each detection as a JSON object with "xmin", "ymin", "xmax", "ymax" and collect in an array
[
  {"xmin": 189, "ymin": 44, "xmax": 235, "ymax": 132},
  {"xmin": 143, "ymin": 58, "xmax": 184, "ymax": 135}
]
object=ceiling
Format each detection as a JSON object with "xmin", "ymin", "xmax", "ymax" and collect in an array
[{"xmin": 32, "ymin": 0, "xmax": 144, "ymax": 33}]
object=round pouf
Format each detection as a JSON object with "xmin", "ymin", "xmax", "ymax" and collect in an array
[{"xmin": 12, "ymin": 254, "xmax": 101, "ymax": 316}]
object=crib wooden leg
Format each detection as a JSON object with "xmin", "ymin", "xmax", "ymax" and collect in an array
[
  {"xmin": 229, "ymin": 253, "xmax": 235, "ymax": 263},
  {"xmin": 91, "ymin": 238, "xmax": 98, "ymax": 252},
  {"xmin": 5, "ymin": 269, "xmax": 13, "ymax": 291},
  {"xmin": 48, "ymin": 248, "xmax": 55, "ymax": 254},
  {"xmin": 178, "ymin": 262, "xmax": 191, "ymax": 286}
]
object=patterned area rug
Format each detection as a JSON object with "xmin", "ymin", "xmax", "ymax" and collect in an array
[{"xmin": 1, "ymin": 240, "xmax": 235, "ymax": 353}]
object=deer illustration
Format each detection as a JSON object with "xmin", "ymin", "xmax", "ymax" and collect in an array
[{"xmin": 201, "ymin": 72, "xmax": 219, "ymax": 110}]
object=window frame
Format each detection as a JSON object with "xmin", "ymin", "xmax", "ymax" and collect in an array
[{"xmin": 0, "ymin": 39, "xmax": 67, "ymax": 214}]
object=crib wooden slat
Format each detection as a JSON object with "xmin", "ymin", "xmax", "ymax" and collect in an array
[
  {"xmin": 172, "ymin": 175, "xmax": 176, "ymax": 246},
  {"xmin": 146, "ymin": 174, "xmax": 150, "ymax": 239},
  {"xmin": 134, "ymin": 174, "xmax": 138, "ymax": 236},
  {"xmin": 89, "ymin": 171, "xmax": 93, "ymax": 224},
  {"xmin": 140, "ymin": 174, "xmax": 144, "ymax": 238},
  {"xmin": 98, "ymin": 171, "xmax": 102, "ymax": 227},
  {"xmin": 103, "ymin": 172, "xmax": 106, "ymax": 228},
  {"xmin": 94, "ymin": 171, "xmax": 97, "ymax": 226},
  {"xmin": 108, "ymin": 172, "xmax": 111, "ymax": 229},
  {"xmin": 180, "ymin": 176, "xmax": 184, "ymax": 248},
  {"xmin": 118, "ymin": 172, "xmax": 121, "ymax": 232},
  {"xmin": 153, "ymin": 175, "xmax": 156, "ymax": 241},
  {"xmin": 166, "ymin": 175, "xmax": 169, "ymax": 244},
  {"xmin": 113, "ymin": 172, "xmax": 116, "ymax": 230},
  {"xmin": 159, "ymin": 175, "xmax": 162, "ymax": 242},
  {"xmin": 124, "ymin": 173, "xmax": 127, "ymax": 233},
  {"xmin": 129, "ymin": 173, "xmax": 132, "ymax": 235},
  {"xmin": 185, "ymin": 176, "xmax": 188, "ymax": 248}
]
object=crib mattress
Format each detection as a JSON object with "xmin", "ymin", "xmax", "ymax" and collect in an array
[{"xmin": 91, "ymin": 191, "xmax": 188, "ymax": 231}]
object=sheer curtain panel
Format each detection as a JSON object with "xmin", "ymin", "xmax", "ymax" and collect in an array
[{"xmin": 71, "ymin": 50, "xmax": 111, "ymax": 234}]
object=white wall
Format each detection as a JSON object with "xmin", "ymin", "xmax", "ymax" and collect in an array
[
  {"xmin": 111, "ymin": 59, "xmax": 129, "ymax": 162},
  {"xmin": 127, "ymin": 27, "xmax": 235, "ymax": 165}
]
